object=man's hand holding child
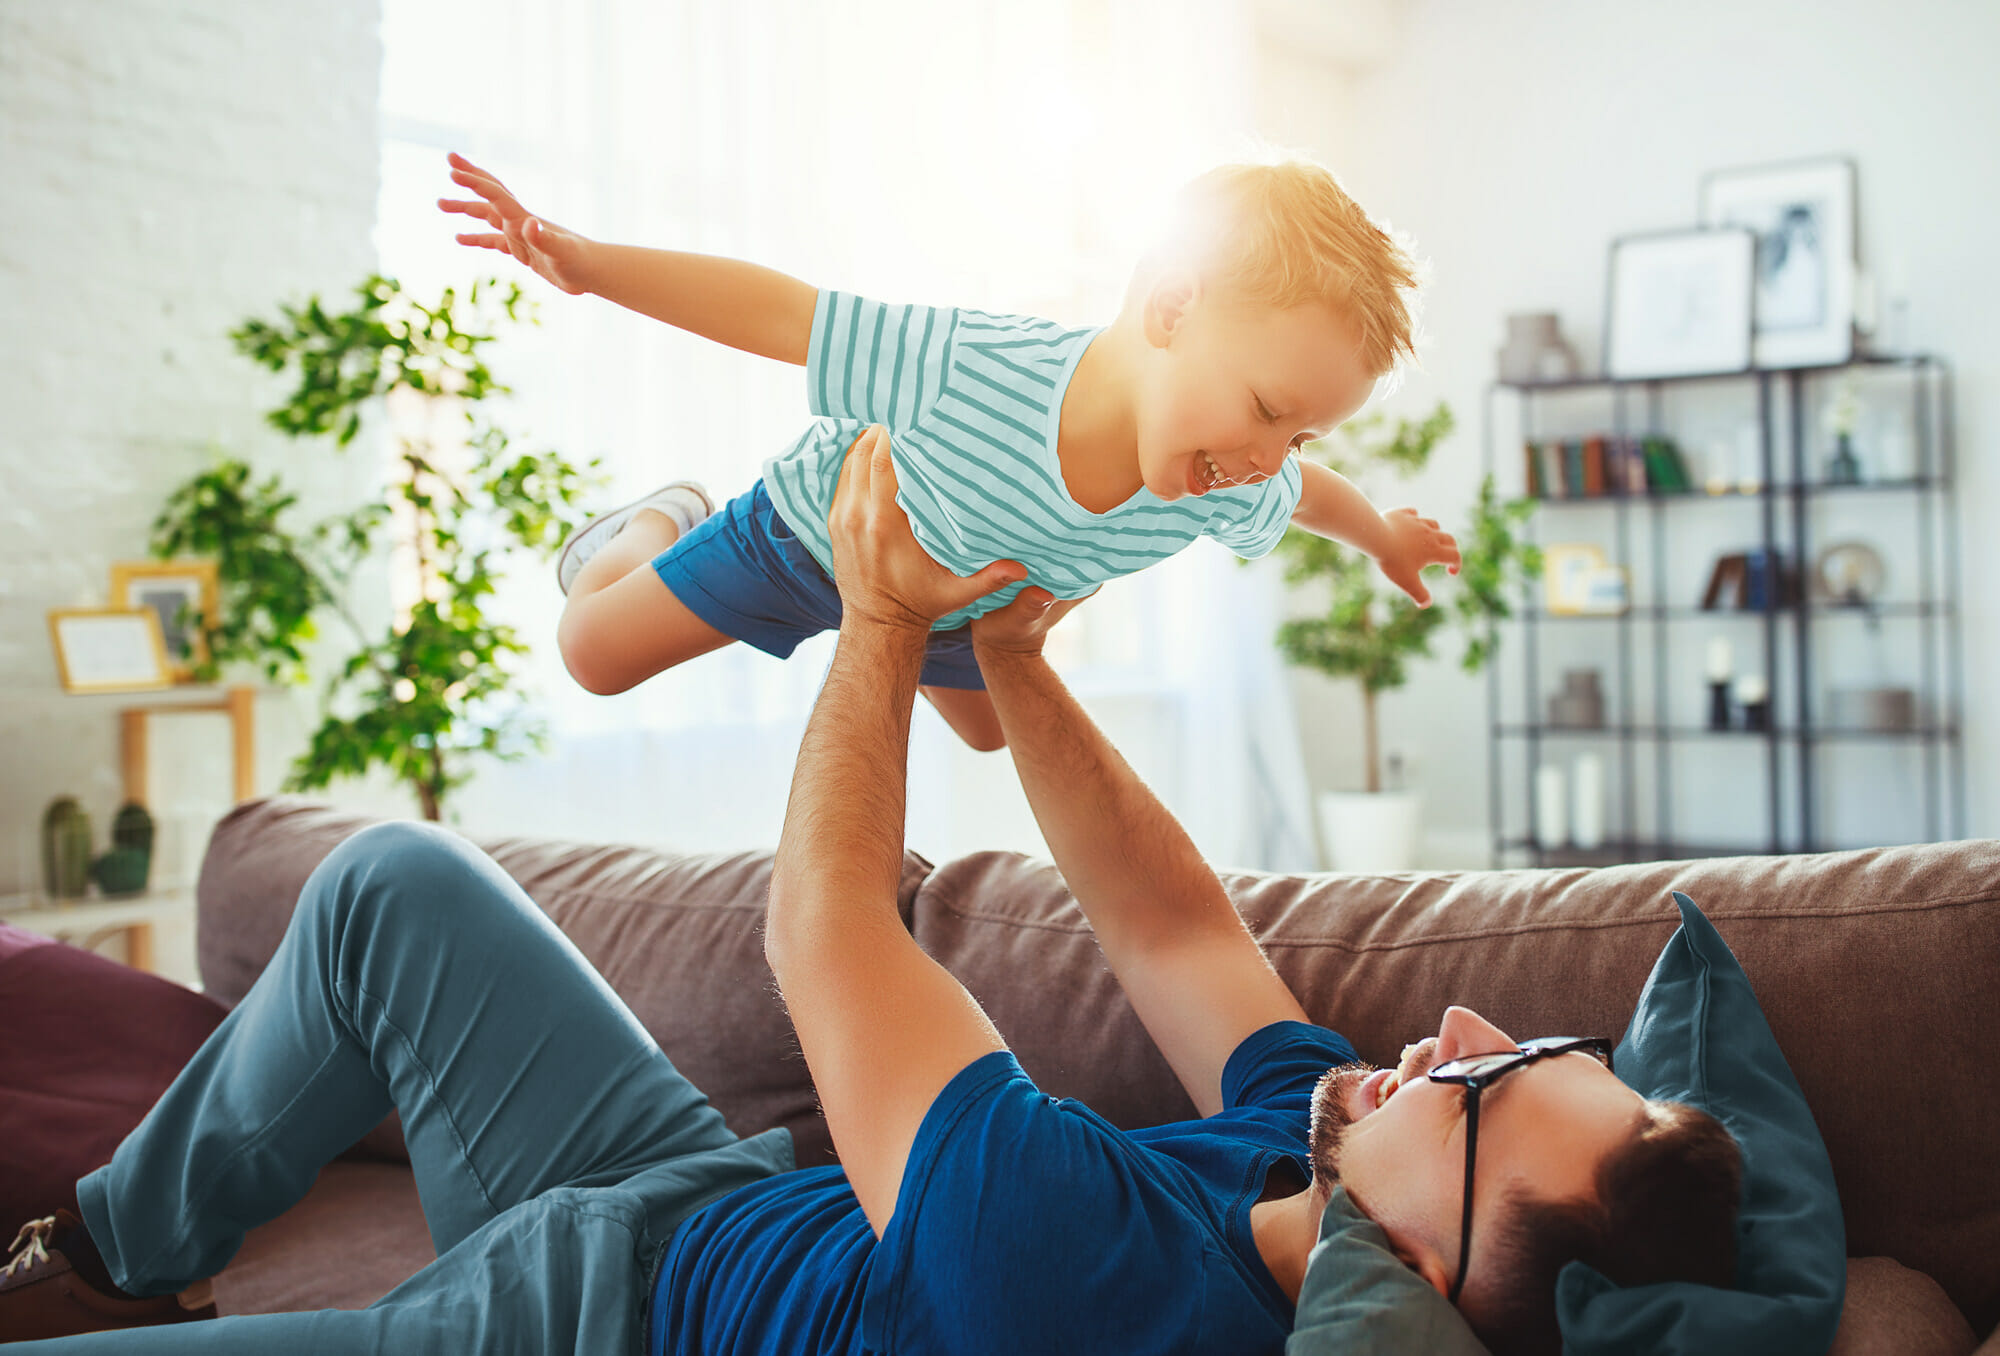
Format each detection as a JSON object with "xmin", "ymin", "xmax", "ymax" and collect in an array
[{"xmin": 827, "ymin": 426, "xmax": 1027, "ymax": 635}]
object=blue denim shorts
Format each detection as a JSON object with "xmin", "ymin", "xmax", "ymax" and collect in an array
[{"xmin": 652, "ymin": 479, "xmax": 985, "ymax": 690}]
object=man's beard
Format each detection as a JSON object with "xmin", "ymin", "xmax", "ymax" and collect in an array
[{"xmin": 1307, "ymin": 1062, "xmax": 1376, "ymax": 1190}]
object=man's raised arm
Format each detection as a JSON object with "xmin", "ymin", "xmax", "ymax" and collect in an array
[
  {"xmin": 971, "ymin": 599, "xmax": 1311, "ymax": 1118},
  {"xmin": 762, "ymin": 427, "xmax": 1025, "ymax": 1238}
]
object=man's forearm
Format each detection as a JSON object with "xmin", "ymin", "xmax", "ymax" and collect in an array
[
  {"xmin": 766, "ymin": 622, "xmax": 928, "ymax": 969},
  {"xmin": 975, "ymin": 647, "xmax": 1240, "ymax": 952},
  {"xmin": 1292, "ymin": 459, "xmax": 1391, "ymax": 557},
  {"xmin": 575, "ymin": 242, "xmax": 816, "ymax": 366}
]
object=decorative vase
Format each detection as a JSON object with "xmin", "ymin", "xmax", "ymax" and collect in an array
[
  {"xmin": 1570, "ymin": 753, "xmax": 1606, "ymax": 851},
  {"xmin": 113, "ymin": 801, "xmax": 155, "ymax": 864},
  {"xmin": 89, "ymin": 848, "xmax": 150, "ymax": 897},
  {"xmin": 1534, "ymin": 765, "xmax": 1568, "ymax": 849},
  {"xmin": 41, "ymin": 796, "xmax": 93, "ymax": 899},
  {"xmin": 1315, "ymin": 790, "xmax": 1422, "ymax": 873},
  {"xmin": 1497, "ymin": 313, "xmax": 1580, "ymax": 384},
  {"xmin": 1827, "ymin": 432, "xmax": 1861, "ymax": 485}
]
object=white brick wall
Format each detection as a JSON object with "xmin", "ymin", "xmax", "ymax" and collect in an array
[{"xmin": 0, "ymin": 0, "xmax": 384, "ymax": 894}]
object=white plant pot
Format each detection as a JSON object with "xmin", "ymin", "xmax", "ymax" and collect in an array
[{"xmin": 1316, "ymin": 790, "xmax": 1423, "ymax": 873}]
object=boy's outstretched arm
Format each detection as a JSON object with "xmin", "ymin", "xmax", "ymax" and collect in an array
[
  {"xmin": 1291, "ymin": 459, "xmax": 1461, "ymax": 607},
  {"xmin": 440, "ymin": 152, "xmax": 817, "ymax": 366}
]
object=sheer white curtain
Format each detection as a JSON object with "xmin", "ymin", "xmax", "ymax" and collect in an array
[{"xmin": 377, "ymin": 0, "xmax": 1317, "ymax": 868}]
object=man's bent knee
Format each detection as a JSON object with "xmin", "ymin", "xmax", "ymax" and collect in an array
[{"xmin": 305, "ymin": 821, "xmax": 507, "ymax": 939}]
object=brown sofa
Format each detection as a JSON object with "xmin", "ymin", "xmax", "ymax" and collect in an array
[{"xmin": 54, "ymin": 798, "xmax": 2000, "ymax": 1351}]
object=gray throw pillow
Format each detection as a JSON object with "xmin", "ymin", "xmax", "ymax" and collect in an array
[{"xmin": 1287, "ymin": 1185, "xmax": 1489, "ymax": 1356}]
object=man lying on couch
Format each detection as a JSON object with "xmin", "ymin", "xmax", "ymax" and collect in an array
[{"xmin": 2, "ymin": 429, "xmax": 1740, "ymax": 1355}]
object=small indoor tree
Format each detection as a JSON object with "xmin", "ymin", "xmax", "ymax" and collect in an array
[
  {"xmin": 152, "ymin": 275, "xmax": 599, "ymax": 820},
  {"xmin": 1268, "ymin": 403, "xmax": 1542, "ymax": 796}
]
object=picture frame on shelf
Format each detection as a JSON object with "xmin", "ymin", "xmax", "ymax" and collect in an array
[
  {"xmin": 110, "ymin": 559, "xmax": 217, "ymax": 683},
  {"xmin": 47, "ymin": 609, "xmax": 175, "ymax": 694},
  {"xmin": 1604, "ymin": 227, "xmax": 1756, "ymax": 380},
  {"xmin": 1544, "ymin": 543, "xmax": 1609, "ymax": 615},
  {"xmin": 1700, "ymin": 156, "xmax": 1857, "ymax": 369},
  {"xmin": 1575, "ymin": 564, "xmax": 1631, "ymax": 615}
]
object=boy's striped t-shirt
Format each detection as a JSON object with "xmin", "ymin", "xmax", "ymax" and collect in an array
[{"xmin": 761, "ymin": 289, "xmax": 1304, "ymax": 632}]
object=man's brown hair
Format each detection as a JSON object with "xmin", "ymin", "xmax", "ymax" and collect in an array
[{"xmin": 1465, "ymin": 1099, "xmax": 1743, "ymax": 1356}]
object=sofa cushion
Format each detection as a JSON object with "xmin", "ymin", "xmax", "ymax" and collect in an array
[
  {"xmin": 1827, "ymin": 1258, "xmax": 1977, "ymax": 1356},
  {"xmin": 212, "ymin": 1162, "xmax": 433, "ymax": 1316},
  {"xmin": 1556, "ymin": 892, "xmax": 1844, "ymax": 1354},
  {"xmin": 0, "ymin": 921, "xmax": 226, "ymax": 1226}
]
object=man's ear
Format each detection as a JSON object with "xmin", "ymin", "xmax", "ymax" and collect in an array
[
  {"xmin": 1388, "ymin": 1231, "xmax": 1457, "ymax": 1300},
  {"xmin": 1143, "ymin": 265, "xmax": 1200, "ymax": 348}
]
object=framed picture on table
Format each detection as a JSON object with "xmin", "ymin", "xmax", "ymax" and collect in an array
[
  {"xmin": 47, "ymin": 609, "xmax": 175, "ymax": 694},
  {"xmin": 110, "ymin": 559, "xmax": 218, "ymax": 683},
  {"xmin": 1700, "ymin": 156, "xmax": 1857, "ymax": 368},
  {"xmin": 1604, "ymin": 227, "xmax": 1756, "ymax": 380}
]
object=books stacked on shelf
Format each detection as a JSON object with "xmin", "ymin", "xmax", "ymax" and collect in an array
[{"xmin": 1524, "ymin": 435, "xmax": 1689, "ymax": 499}]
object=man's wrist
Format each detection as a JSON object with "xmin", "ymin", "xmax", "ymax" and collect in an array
[{"xmin": 837, "ymin": 610, "xmax": 932, "ymax": 670}]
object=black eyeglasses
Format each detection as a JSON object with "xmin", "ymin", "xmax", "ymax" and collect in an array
[{"xmin": 1424, "ymin": 1036, "xmax": 1615, "ymax": 1304}]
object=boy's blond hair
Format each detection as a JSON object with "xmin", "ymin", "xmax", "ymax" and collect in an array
[{"xmin": 1136, "ymin": 156, "xmax": 1425, "ymax": 379}]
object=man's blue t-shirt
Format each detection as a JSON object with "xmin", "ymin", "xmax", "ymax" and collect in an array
[{"xmin": 649, "ymin": 1020, "xmax": 1356, "ymax": 1356}]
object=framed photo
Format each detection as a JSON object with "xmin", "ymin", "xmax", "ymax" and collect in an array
[
  {"xmin": 1544, "ymin": 543, "xmax": 1609, "ymax": 616},
  {"xmin": 110, "ymin": 559, "xmax": 218, "ymax": 683},
  {"xmin": 1700, "ymin": 156, "xmax": 1856, "ymax": 369},
  {"xmin": 1605, "ymin": 227, "xmax": 1756, "ymax": 380},
  {"xmin": 47, "ymin": 609, "xmax": 174, "ymax": 694}
]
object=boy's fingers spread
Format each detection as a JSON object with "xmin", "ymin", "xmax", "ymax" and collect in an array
[
  {"xmin": 455, "ymin": 233, "xmax": 507, "ymax": 249},
  {"xmin": 439, "ymin": 199, "xmax": 498, "ymax": 223}
]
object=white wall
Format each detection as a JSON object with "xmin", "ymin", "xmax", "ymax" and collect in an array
[
  {"xmin": 0, "ymin": 1, "xmax": 384, "ymax": 893},
  {"xmin": 1288, "ymin": 0, "xmax": 1998, "ymax": 859},
  {"xmin": 5, "ymin": 0, "xmax": 1988, "ymax": 895}
]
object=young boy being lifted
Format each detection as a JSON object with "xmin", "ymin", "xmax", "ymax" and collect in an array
[{"xmin": 441, "ymin": 151, "xmax": 1460, "ymax": 749}]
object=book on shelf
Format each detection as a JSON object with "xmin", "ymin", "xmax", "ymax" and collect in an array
[
  {"xmin": 1582, "ymin": 436, "xmax": 1606, "ymax": 496},
  {"xmin": 1640, "ymin": 436, "xmax": 1690, "ymax": 492},
  {"xmin": 1525, "ymin": 435, "xmax": 1685, "ymax": 498},
  {"xmin": 1539, "ymin": 440, "xmax": 1568, "ymax": 498}
]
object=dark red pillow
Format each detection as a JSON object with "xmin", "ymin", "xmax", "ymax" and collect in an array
[{"xmin": 1, "ymin": 923, "xmax": 227, "ymax": 1224}]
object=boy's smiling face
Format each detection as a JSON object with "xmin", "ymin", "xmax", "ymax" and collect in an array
[{"xmin": 1132, "ymin": 269, "xmax": 1378, "ymax": 501}]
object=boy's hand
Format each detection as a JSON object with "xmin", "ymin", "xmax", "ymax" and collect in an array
[
  {"xmin": 829, "ymin": 426, "xmax": 1026, "ymax": 633},
  {"xmin": 1374, "ymin": 507, "xmax": 1461, "ymax": 608},
  {"xmin": 969, "ymin": 585, "xmax": 1094, "ymax": 661},
  {"xmin": 439, "ymin": 152, "xmax": 593, "ymax": 295}
]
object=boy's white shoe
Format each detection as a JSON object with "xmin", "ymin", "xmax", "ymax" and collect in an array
[{"xmin": 556, "ymin": 481, "xmax": 714, "ymax": 595}]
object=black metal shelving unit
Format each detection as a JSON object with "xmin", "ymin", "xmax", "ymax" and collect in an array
[{"xmin": 1482, "ymin": 354, "xmax": 1963, "ymax": 866}]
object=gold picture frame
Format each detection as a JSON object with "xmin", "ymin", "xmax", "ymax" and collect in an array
[
  {"xmin": 1543, "ymin": 543, "xmax": 1608, "ymax": 616},
  {"xmin": 110, "ymin": 559, "xmax": 218, "ymax": 683},
  {"xmin": 47, "ymin": 609, "xmax": 175, "ymax": 694}
]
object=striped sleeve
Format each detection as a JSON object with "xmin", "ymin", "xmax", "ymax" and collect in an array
[
  {"xmin": 1204, "ymin": 455, "xmax": 1306, "ymax": 558},
  {"xmin": 805, "ymin": 289, "xmax": 956, "ymax": 427}
]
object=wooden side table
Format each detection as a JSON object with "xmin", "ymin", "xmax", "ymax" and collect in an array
[
  {"xmin": 120, "ymin": 684, "xmax": 257, "ymax": 805},
  {"xmin": 0, "ymin": 889, "xmax": 196, "ymax": 979}
]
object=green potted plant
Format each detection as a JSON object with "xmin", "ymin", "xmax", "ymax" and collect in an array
[
  {"xmin": 1265, "ymin": 402, "xmax": 1541, "ymax": 870},
  {"xmin": 151, "ymin": 275, "xmax": 600, "ymax": 820}
]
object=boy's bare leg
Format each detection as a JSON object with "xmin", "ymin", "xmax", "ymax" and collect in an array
[
  {"xmin": 557, "ymin": 511, "xmax": 736, "ymax": 694},
  {"xmin": 921, "ymin": 685, "xmax": 1007, "ymax": 752}
]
